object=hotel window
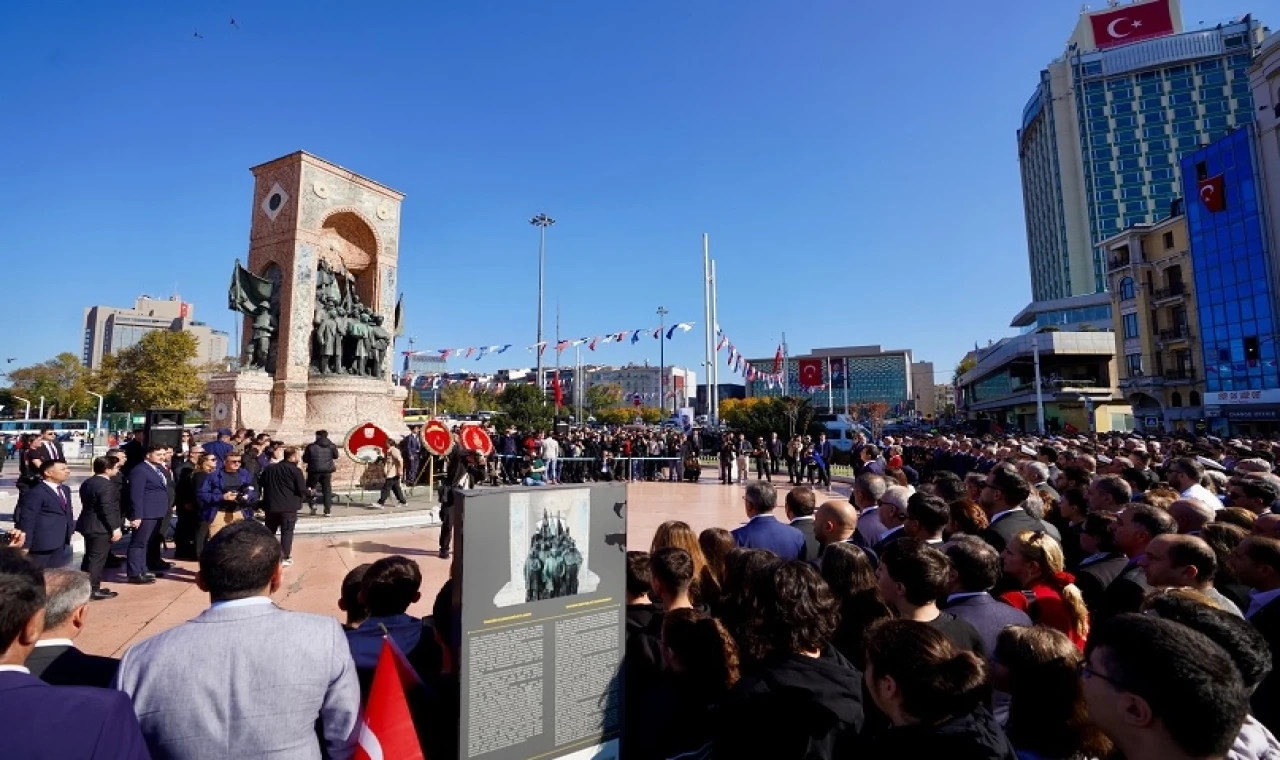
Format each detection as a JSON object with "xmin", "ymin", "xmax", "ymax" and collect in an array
[
  {"xmin": 1120, "ymin": 277, "xmax": 1136, "ymax": 300},
  {"xmin": 1164, "ymin": 231, "xmax": 1175, "ymax": 249},
  {"xmin": 1123, "ymin": 313, "xmax": 1140, "ymax": 339},
  {"xmin": 1126, "ymin": 353, "xmax": 1143, "ymax": 376}
]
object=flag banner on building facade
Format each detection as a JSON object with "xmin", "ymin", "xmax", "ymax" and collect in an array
[
  {"xmin": 1199, "ymin": 174, "xmax": 1226, "ymax": 212},
  {"xmin": 798, "ymin": 358, "xmax": 823, "ymax": 388},
  {"xmin": 1088, "ymin": 0, "xmax": 1175, "ymax": 50}
]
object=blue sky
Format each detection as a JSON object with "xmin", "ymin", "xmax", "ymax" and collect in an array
[{"xmin": 0, "ymin": 0, "xmax": 1254, "ymax": 386}]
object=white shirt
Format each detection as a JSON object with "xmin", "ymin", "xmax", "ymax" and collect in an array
[
  {"xmin": 209, "ymin": 596, "xmax": 275, "ymax": 611},
  {"xmin": 1247, "ymin": 588, "xmax": 1280, "ymax": 619},
  {"xmin": 33, "ymin": 638, "xmax": 74, "ymax": 649},
  {"xmin": 1181, "ymin": 483, "xmax": 1220, "ymax": 508},
  {"xmin": 989, "ymin": 509, "xmax": 1020, "ymax": 524},
  {"xmin": 790, "ymin": 516, "xmax": 815, "ymax": 525},
  {"xmin": 0, "ymin": 665, "xmax": 31, "ymax": 674},
  {"xmin": 42, "ymin": 481, "xmax": 66, "ymax": 501}
]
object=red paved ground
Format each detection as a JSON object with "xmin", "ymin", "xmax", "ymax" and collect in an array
[{"xmin": 75, "ymin": 479, "xmax": 848, "ymax": 656}]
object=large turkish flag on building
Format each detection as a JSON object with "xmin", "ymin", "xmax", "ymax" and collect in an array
[
  {"xmin": 1090, "ymin": 0, "xmax": 1175, "ymax": 50},
  {"xmin": 1198, "ymin": 174, "xmax": 1226, "ymax": 212},
  {"xmin": 798, "ymin": 359, "xmax": 823, "ymax": 388}
]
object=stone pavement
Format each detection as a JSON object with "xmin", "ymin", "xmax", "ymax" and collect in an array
[{"xmin": 2, "ymin": 469, "xmax": 848, "ymax": 658}]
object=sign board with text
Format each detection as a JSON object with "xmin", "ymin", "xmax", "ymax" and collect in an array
[{"xmin": 455, "ymin": 484, "xmax": 626, "ymax": 760}]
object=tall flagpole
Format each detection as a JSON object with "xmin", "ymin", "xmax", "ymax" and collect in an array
[
  {"xmin": 826, "ymin": 356, "xmax": 834, "ymax": 413},
  {"xmin": 782, "ymin": 332, "xmax": 789, "ymax": 397},
  {"xmin": 703, "ymin": 234, "xmax": 711, "ymax": 420},
  {"xmin": 710, "ymin": 259, "xmax": 720, "ymax": 425}
]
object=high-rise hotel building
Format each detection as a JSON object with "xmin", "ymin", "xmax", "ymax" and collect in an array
[{"xmin": 1018, "ymin": 0, "xmax": 1265, "ymax": 303}]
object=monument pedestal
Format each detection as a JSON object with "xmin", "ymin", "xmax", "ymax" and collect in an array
[{"xmin": 208, "ymin": 371, "xmax": 274, "ymax": 432}]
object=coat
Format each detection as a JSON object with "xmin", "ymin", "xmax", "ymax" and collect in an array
[
  {"xmin": 77, "ymin": 476, "xmax": 123, "ymax": 536},
  {"xmin": 197, "ymin": 467, "xmax": 259, "ymax": 522},
  {"xmin": 863, "ymin": 708, "xmax": 1017, "ymax": 760},
  {"xmin": 25, "ymin": 642, "xmax": 119, "ymax": 688},
  {"xmin": 259, "ymin": 460, "xmax": 307, "ymax": 514},
  {"xmin": 0, "ymin": 671, "xmax": 150, "ymax": 759},
  {"xmin": 15, "ymin": 481, "xmax": 74, "ymax": 553},
  {"xmin": 303, "ymin": 437, "xmax": 340, "ymax": 475},
  {"xmin": 942, "ymin": 593, "xmax": 1033, "ymax": 658},
  {"xmin": 732, "ymin": 514, "xmax": 807, "ymax": 560},
  {"xmin": 128, "ymin": 462, "xmax": 173, "ymax": 520}
]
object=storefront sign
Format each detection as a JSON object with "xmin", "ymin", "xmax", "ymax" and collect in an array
[
  {"xmin": 1224, "ymin": 406, "xmax": 1280, "ymax": 421},
  {"xmin": 1211, "ymin": 389, "xmax": 1280, "ymax": 405}
]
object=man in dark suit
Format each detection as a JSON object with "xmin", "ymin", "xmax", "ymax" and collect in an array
[
  {"xmin": 976, "ymin": 463, "xmax": 1041, "ymax": 553},
  {"xmin": 784, "ymin": 486, "xmax": 820, "ymax": 562},
  {"xmin": 871, "ymin": 486, "xmax": 911, "ymax": 556},
  {"xmin": 731, "ymin": 482, "xmax": 805, "ymax": 559},
  {"xmin": 260, "ymin": 446, "xmax": 308, "ymax": 565},
  {"xmin": 941, "ymin": 536, "xmax": 1032, "ymax": 657},
  {"xmin": 14, "ymin": 460, "xmax": 75, "ymax": 568},
  {"xmin": 1102, "ymin": 502, "xmax": 1176, "ymax": 619},
  {"xmin": 24, "ymin": 569, "xmax": 119, "ymax": 687},
  {"xmin": 126, "ymin": 444, "xmax": 173, "ymax": 584},
  {"xmin": 1230, "ymin": 536, "xmax": 1280, "ymax": 733},
  {"xmin": 77, "ymin": 455, "xmax": 124, "ymax": 600},
  {"xmin": 1072, "ymin": 512, "xmax": 1129, "ymax": 615},
  {"xmin": 0, "ymin": 548, "xmax": 150, "ymax": 759}
]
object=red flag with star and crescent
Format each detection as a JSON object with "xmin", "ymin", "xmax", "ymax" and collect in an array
[
  {"xmin": 1199, "ymin": 174, "xmax": 1226, "ymax": 212},
  {"xmin": 353, "ymin": 638, "xmax": 424, "ymax": 760},
  {"xmin": 772, "ymin": 345, "xmax": 784, "ymax": 375},
  {"xmin": 798, "ymin": 359, "xmax": 823, "ymax": 388},
  {"xmin": 1089, "ymin": 0, "xmax": 1175, "ymax": 50}
]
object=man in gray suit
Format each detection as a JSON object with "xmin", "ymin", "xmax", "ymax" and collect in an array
[{"xmin": 115, "ymin": 520, "xmax": 361, "ymax": 759}]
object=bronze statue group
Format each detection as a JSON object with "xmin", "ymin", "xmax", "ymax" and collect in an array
[{"xmin": 523, "ymin": 510, "xmax": 584, "ymax": 602}]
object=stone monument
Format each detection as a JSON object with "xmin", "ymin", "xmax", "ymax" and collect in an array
[{"xmin": 208, "ymin": 151, "xmax": 409, "ymax": 449}]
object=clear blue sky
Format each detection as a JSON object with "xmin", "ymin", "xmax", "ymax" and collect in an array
[{"xmin": 0, "ymin": 0, "xmax": 1253, "ymax": 386}]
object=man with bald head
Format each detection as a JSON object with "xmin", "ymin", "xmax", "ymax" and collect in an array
[
  {"xmin": 1168, "ymin": 498, "xmax": 1217, "ymax": 534},
  {"xmin": 1138, "ymin": 533, "xmax": 1242, "ymax": 616},
  {"xmin": 813, "ymin": 499, "xmax": 860, "ymax": 560}
]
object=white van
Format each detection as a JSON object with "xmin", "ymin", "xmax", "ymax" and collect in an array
[{"xmin": 822, "ymin": 415, "xmax": 872, "ymax": 452}]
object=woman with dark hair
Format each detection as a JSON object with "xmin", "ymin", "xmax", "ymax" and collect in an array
[
  {"xmin": 820, "ymin": 542, "xmax": 892, "ymax": 669},
  {"xmin": 992, "ymin": 626, "xmax": 1112, "ymax": 760},
  {"xmin": 946, "ymin": 499, "xmax": 988, "ymax": 539},
  {"xmin": 863, "ymin": 619, "xmax": 1015, "ymax": 759},
  {"xmin": 698, "ymin": 527, "xmax": 735, "ymax": 607},
  {"xmin": 714, "ymin": 561, "xmax": 863, "ymax": 760},
  {"xmin": 718, "ymin": 548, "xmax": 781, "ymax": 662}
]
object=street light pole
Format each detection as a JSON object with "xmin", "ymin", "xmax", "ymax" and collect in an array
[
  {"xmin": 87, "ymin": 391, "xmax": 104, "ymax": 456},
  {"xmin": 13, "ymin": 396, "xmax": 30, "ymax": 421},
  {"xmin": 38, "ymin": 396, "xmax": 44, "ymax": 418},
  {"xmin": 530, "ymin": 213, "xmax": 555, "ymax": 394},
  {"xmin": 657, "ymin": 306, "xmax": 668, "ymax": 420}
]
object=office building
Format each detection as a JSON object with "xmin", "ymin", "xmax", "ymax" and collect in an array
[
  {"xmin": 911, "ymin": 362, "xmax": 937, "ymax": 417},
  {"xmin": 1184, "ymin": 125, "xmax": 1279, "ymax": 434},
  {"xmin": 82, "ymin": 296, "xmax": 228, "ymax": 370},
  {"xmin": 585, "ymin": 364, "xmax": 696, "ymax": 409},
  {"xmin": 956, "ymin": 333, "xmax": 1128, "ymax": 433},
  {"xmin": 1104, "ymin": 207, "xmax": 1205, "ymax": 432},
  {"xmin": 1019, "ymin": 0, "xmax": 1265, "ymax": 301},
  {"xmin": 745, "ymin": 345, "xmax": 915, "ymax": 415}
]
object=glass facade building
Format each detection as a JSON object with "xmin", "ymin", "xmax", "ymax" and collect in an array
[
  {"xmin": 1184, "ymin": 127, "xmax": 1278, "ymax": 394},
  {"xmin": 1020, "ymin": 18, "xmax": 1264, "ymax": 301},
  {"xmin": 746, "ymin": 352, "xmax": 912, "ymax": 411}
]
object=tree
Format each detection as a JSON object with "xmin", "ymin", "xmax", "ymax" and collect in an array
[
  {"xmin": 4, "ymin": 352, "xmax": 95, "ymax": 418},
  {"xmin": 953, "ymin": 355, "xmax": 977, "ymax": 384},
  {"xmin": 721, "ymin": 396, "xmax": 819, "ymax": 441},
  {"xmin": 497, "ymin": 383, "xmax": 554, "ymax": 432},
  {"xmin": 113, "ymin": 331, "xmax": 204, "ymax": 411},
  {"xmin": 438, "ymin": 384, "xmax": 477, "ymax": 416},
  {"xmin": 585, "ymin": 382, "xmax": 623, "ymax": 413}
]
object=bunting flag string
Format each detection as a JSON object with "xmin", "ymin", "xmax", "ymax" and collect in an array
[
  {"xmin": 711, "ymin": 327, "xmax": 785, "ymax": 386},
  {"xmin": 402, "ymin": 321, "xmax": 698, "ymax": 363}
]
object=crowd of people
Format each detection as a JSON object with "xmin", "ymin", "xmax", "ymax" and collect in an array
[{"xmin": 7, "ymin": 424, "xmax": 1280, "ymax": 758}]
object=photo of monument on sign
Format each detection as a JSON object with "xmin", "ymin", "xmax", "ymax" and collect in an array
[{"xmin": 494, "ymin": 489, "xmax": 600, "ymax": 607}]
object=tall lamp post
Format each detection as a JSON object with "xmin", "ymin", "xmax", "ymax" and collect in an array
[
  {"xmin": 87, "ymin": 391, "xmax": 104, "ymax": 456},
  {"xmin": 13, "ymin": 396, "xmax": 30, "ymax": 421},
  {"xmin": 656, "ymin": 305, "xmax": 669, "ymax": 419},
  {"xmin": 530, "ymin": 213, "xmax": 555, "ymax": 394}
]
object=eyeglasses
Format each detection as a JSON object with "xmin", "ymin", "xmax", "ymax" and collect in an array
[{"xmin": 1076, "ymin": 660, "xmax": 1127, "ymax": 691}]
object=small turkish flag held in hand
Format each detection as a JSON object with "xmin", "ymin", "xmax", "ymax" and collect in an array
[
  {"xmin": 1089, "ymin": 0, "xmax": 1176, "ymax": 50},
  {"xmin": 354, "ymin": 638, "xmax": 424, "ymax": 760},
  {"xmin": 1199, "ymin": 175, "xmax": 1226, "ymax": 212},
  {"xmin": 798, "ymin": 359, "xmax": 823, "ymax": 388}
]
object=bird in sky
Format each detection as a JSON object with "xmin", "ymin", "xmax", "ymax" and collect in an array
[
  {"xmin": 193, "ymin": 30, "xmax": 203, "ymax": 39},
  {"xmin": 5, "ymin": 358, "xmax": 15, "ymax": 363},
  {"xmin": 230, "ymin": 17, "xmax": 239, "ymax": 30}
]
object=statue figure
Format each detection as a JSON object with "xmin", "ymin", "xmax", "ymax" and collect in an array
[
  {"xmin": 369, "ymin": 313, "xmax": 391, "ymax": 377},
  {"xmin": 345, "ymin": 309, "xmax": 371, "ymax": 375},
  {"xmin": 312, "ymin": 296, "xmax": 341, "ymax": 374},
  {"xmin": 228, "ymin": 259, "xmax": 277, "ymax": 373},
  {"xmin": 248, "ymin": 303, "xmax": 275, "ymax": 370}
]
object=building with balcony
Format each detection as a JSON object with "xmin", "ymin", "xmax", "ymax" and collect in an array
[
  {"xmin": 956, "ymin": 332, "xmax": 1128, "ymax": 434},
  {"xmin": 744, "ymin": 345, "xmax": 916, "ymax": 415},
  {"xmin": 1018, "ymin": 3, "xmax": 1265, "ymax": 302},
  {"xmin": 1183, "ymin": 123, "xmax": 1280, "ymax": 434},
  {"xmin": 1104, "ymin": 207, "xmax": 1204, "ymax": 432}
]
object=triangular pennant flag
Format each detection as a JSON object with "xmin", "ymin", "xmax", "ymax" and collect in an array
[
  {"xmin": 476, "ymin": 346, "xmax": 490, "ymax": 361},
  {"xmin": 556, "ymin": 340, "xmax": 571, "ymax": 354},
  {"xmin": 631, "ymin": 330, "xmax": 643, "ymax": 344},
  {"xmin": 438, "ymin": 349, "xmax": 451, "ymax": 359},
  {"xmin": 651, "ymin": 326, "xmax": 663, "ymax": 339},
  {"xmin": 464, "ymin": 347, "xmax": 475, "ymax": 358},
  {"xmin": 602, "ymin": 334, "xmax": 615, "ymax": 344},
  {"xmin": 589, "ymin": 336, "xmax": 599, "ymax": 351},
  {"xmin": 617, "ymin": 331, "xmax": 628, "ymax": 342},
  {"xmin": 676, "ymin": 321, "xmax": 694, "ymax": 332},
  {"xmin": 716, "ymin": 335, "xmax": 728, "ymax": 351},
  {"xmin": 666, "ymin": 325, "xmax": 679, "ymax": 340},
  {"xmin": 497, "ymin": 344, "xmax": 511, "ymax": 354},
  {"xmin": 354, "ymin": 638, "xmax": 425, "ymax": 760}
]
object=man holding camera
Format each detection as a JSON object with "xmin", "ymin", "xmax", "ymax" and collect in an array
[{"xmin": 195, "ymin": 453, "xmax": 258, "ymax": 556}]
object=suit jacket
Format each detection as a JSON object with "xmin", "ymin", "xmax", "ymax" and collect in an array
[
  {"xmin": 116, "ymin": 601, "xmax": 361, "ymax": 759},
  {"xmin": 0, "ymin": 670, "xmax": 149, "ymax": 759},
  {"xmin": 791, "ymin": 517, "xmax": 820, "ymax": 562},
  {"xmin": 128, "ymin": 462, "xmax": 172, "ymax": 520},
  {"xmin": 1251, "ymin": 596, "xmax": 1280, "ymax": 734},
  {"xmin": 872, "ymin": 525, "xmax": 907, "ymax": 556},
  {"xmin": 1099, "ymin": 560, "xmax": 1149, "ymax": 619},
  {"xmin": 978, "ymin": 509, "xmax": 1043, "ymax": 553},
  {"xmin": 15, "ymin": 482, "xmax": 74, "ymax": 553},
  {"xmin": 25, "ymin": 642, "xmax": 120, "ymax": 688},
  {"xmin": 942, "ymin": 593, "xmax": 1033, "ymax": 658},
  {"xmin": 1073, "ymin": 552, "xmax": 1129, "ymax": 615},
  {"xmin": 260, "ymin": 460, "xmax": 307, "ymax": 513},
  {"xmin": 24, "ymin": 439, "xmax": 65, "ymax": 466},
  {"xmin": 732, "ymin": 514, "xmax": 807, "ymax": 560},
  {"xmin": 77, "ymin": 476, "xmax": 124, "ymax": 536}
]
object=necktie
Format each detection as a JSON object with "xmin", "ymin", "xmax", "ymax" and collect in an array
[
  {"xmin": 58, "ymin": 488, "xmax": 68, "ymax": 513},
  {"xmin": 46, "ymin": 442, "xmax": 56, "ymax": 460}
]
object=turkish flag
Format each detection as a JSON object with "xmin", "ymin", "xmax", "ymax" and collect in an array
[
  {"xmin": 773, "ymin": 345, "xmax": 784, "ymax": 375},
  {"xmin": 552, "ymin": 370, "xmax": 563, "ymax": 408},
  {"xmin": 798, "ymin": 359, "xmax": 823, "ymax": 388},
  {"xmin": 354, "ymin": 639, "xmax": 424, "ymax": 760},
  {"xmin": 1198, "ymin": 174, "xmax": 1226, "ymax": 212},
  {"xmin": 1090, "ymin": 0, "xmax": 1175, "ymax": 50}
]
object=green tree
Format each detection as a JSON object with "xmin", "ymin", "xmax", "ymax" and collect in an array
[
  {"xmin": 113, "ymin": 331, "xmax": 204, "ymax": 411},
  {"xmin": 585, "ymin": 382, "xmax": 623, "ymax": 413},
  {"xmin": 953, "ymin": 355, "xmax": 977, "ymax": 384},
  {"xmin": 497, "ymin": 383, "xmax": 554, "ymax": 432},
  {"xmin": 721, "ymin": 396, "xmax": 818, "ymax": 441},
  {"xmin": 439, "ymin": 384, "xmax": 477, "ymax": 416},
  {"xmin": 4, "ymin": 352, "xmax": 95, "ymax": 418}
]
